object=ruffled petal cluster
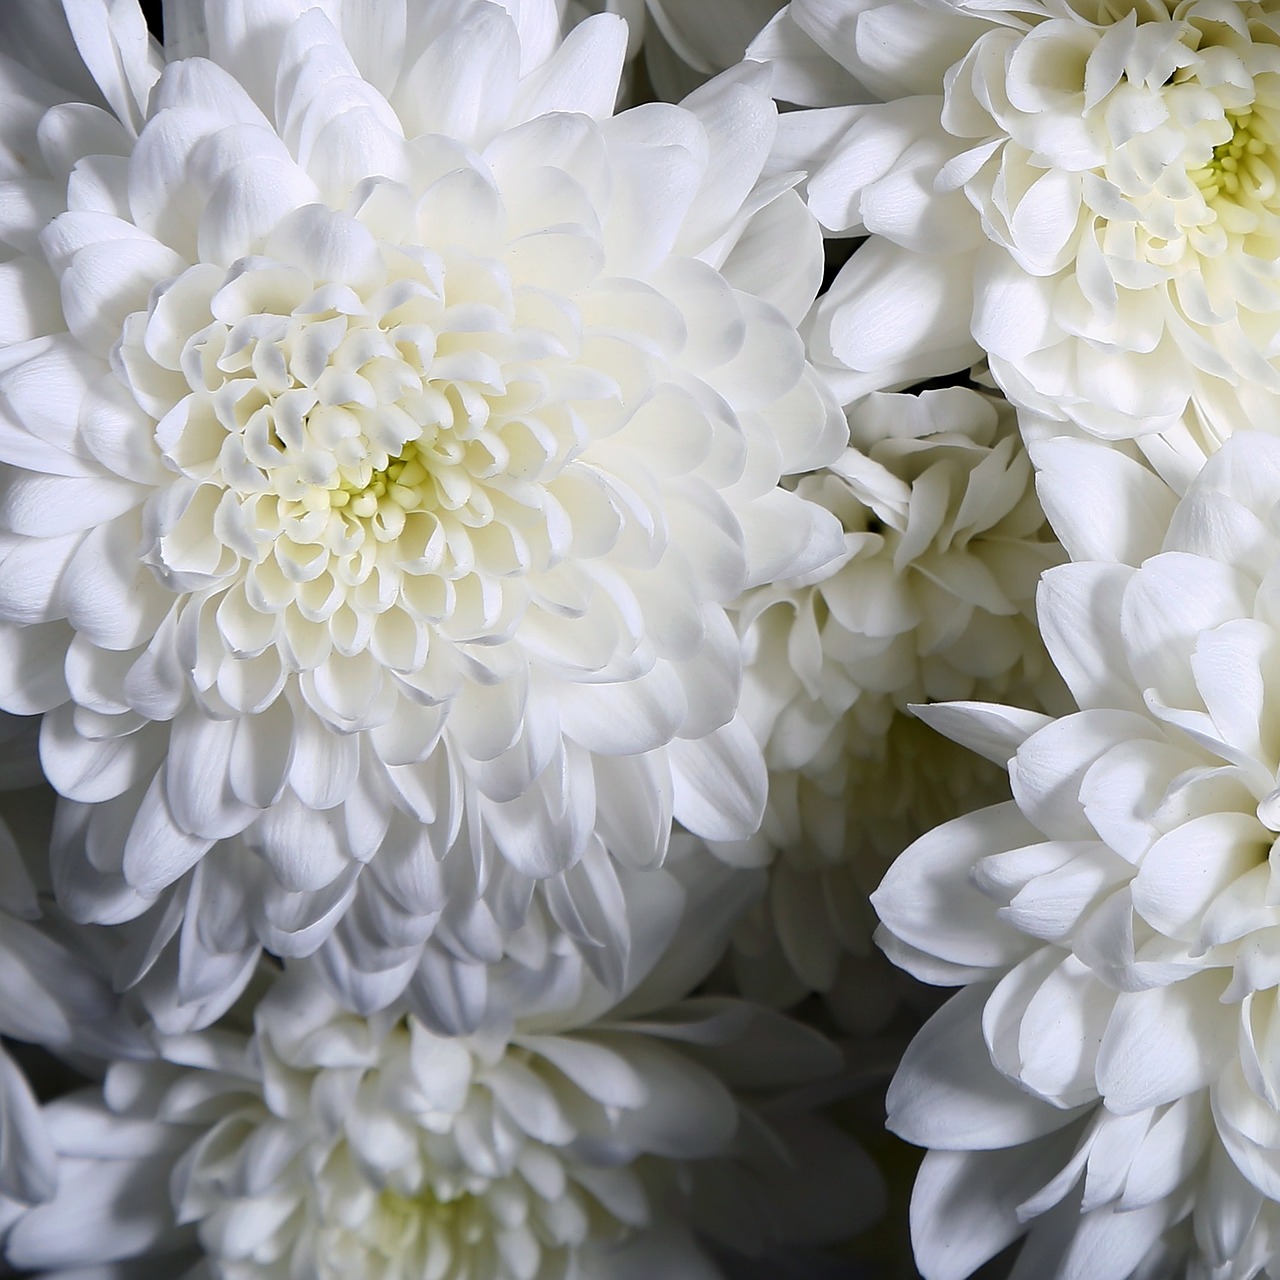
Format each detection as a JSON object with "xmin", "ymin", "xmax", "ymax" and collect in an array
[
  {"xmin": 873, "ymin": 431, "xmax": 1280, "ymax": 1278},
  {"xmin": 754, "ymin": 0, "xmax": 1280, "ymax": 467},
  {"xmin": 724, "ymin": 386, "xmax": 1064, "ymax": 1022},
  {"xmin": 0, "ymin": 0, "xmax": 846, "ymax": 1023}
]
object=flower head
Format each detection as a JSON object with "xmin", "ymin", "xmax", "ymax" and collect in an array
[
  {"xmin": 755, "ymin": 0, "xmax": 1280, "ymax": 458},
  {"xmin": 872, "ymin": 431, "xmax": 1280, "ymax": 1278},
  {"xmin": 0, "ymin": 0, "xmax": 845, "ymax": 1021}
]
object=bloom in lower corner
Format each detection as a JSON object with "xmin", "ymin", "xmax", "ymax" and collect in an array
[
  {"xmin": 752, "ymin": 0, "xmax": 1280, "ymax": 463},
  {"xmin": 0, "ymin": 0, "xmax": 846, "ymax": 1018},
  {"xmin": 3, "ymin": 961, "xmax": 880, "ymax": 1279},
  {"xmin": 871, "ymin": 430, "xmax": 1280, "ymax": 1278}
]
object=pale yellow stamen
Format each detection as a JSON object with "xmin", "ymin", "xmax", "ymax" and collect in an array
[
  {"xmin": 333, "ymin": 439, "xmax": 437, "ymax": 540},
  {"xmin": 1190, "ymin": 107, "xmax": 1280, "ymax": 213}
]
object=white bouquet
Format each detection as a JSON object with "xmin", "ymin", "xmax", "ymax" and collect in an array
[{"xmin": 3, "ymin": 2, "xmax": 1279, "ymax": 1278}]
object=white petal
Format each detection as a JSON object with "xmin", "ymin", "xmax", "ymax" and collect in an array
[
  {"xmin": 0, "ymin": 1045, "xmax": 56, "ymax": 1204},
  {"xmin": 669, "ymin": 713, "xmax": 765, "ymax": 842},
  {"xmin": 813, "ymin": 238, "xmax": 981, "ymax": 396},
  {"xmin": 676, "ymin": 64, "xmax": 776, "ymax": 257},
  {"xmin": 60, "ymin": 0, "xmax": 161, "ymax": 135},
  {"xmin": 1120, "ymin": 552, "xmax": 1254, "ymax": 712},
  {"xmin": 718, "ymin": 188, "xmax": 822, "ymax": 327},
  {"xmin": 1095, "ymin": 974, "xmax": 1234, "ymax": 1114},
  {"xmin": 600, "ymin": 1035, "xmax": 738, "ymax": 1157},
  {"xmin": 250, "ymin": 793, "xmax": 350, "ymax": 892},
  {"xmin": 511, "ymin": 12, "xmax": 627, "ymax": 124},
  {"xmin": 747, "ymin": 10, "xmax": 868, "ymax": 107},
  {"xmin": 202, "ymin": 0, "xmax": 309, "ymax": 114},
  {"xmin": 911, "ymin": 1134, "xmax": 1081, "ymax": 1280},
  {"xmin": 7, "ymin": 1146, "xmax": 181, "ymax": 1269},
  {"xmin": 888, "ymin": 982, "xmax": 1088, "ymax": 1150},
  {"xmin": 1010, "ymin": 711, "xmax": 1160, "ymax": 842},
  {"xmin": 913, "ymin": 701, "xmax": 1053, "ymax": 769},
  {"xmin": 1031, "ymin": 438, "xmax": 1177, "ymax": 566},
  {"xmin": 516, "ymin": 1034, "xmax": 647, "ymax": 1110},
  {"xmin": 1130, "ymin": 811, "xmax": 1268, "ymax": 942},
  {"xmin": 393, "ymin": 4, "xmax": 518, "ymax": 143},
  {"xmin": 121, "ymin": 770, "xmax": 216, "ymax": 896},
  {"xmin": 0, "ymin": 258, "xmax": 64, "ymax": 345},
  {"xmin": 1036, "ymin": 563, "xmax": 1147, "ymax": 715},
  {"xmin": 872, "ymin": 802, "xmax": 1043, "ymax": 975}
]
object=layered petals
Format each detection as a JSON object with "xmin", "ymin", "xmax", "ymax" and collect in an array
[
  {"xmin": 0, "ymin": 0, "xmax": 847, "ymax": 1023},
  {"xmin": 874, "ymin": 432, "xmax": 1280, "ymax": 1277}
]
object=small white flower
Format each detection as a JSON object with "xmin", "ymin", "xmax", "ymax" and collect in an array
[
  {"xmin": 753, "ymin": 0, "xmax": 1280, "ymax": 459},
  {"xmin": 873, "ymin": 431, "xmax": 1280, "ymax": 1278},
  {"xmin": 0, "ymin": 0, "xmax": 845, "ymax": 1022},
  {"xmin": 722, "ymin": 387, "xmax": 1064, "ymax": 1024}
]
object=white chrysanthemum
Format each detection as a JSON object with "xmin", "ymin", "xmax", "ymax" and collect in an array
[
  {"xmin": 0, "ymin": 0, "xmax": 845, "ymax": 1020},
  {"xmin": 722, "ymin": 387, "xmax": 1063, "ymax": 1024},
  {"xmin": 871, "ymin": 431, "xmax": 1280, "ymax": 1279},
  {"xmin": 753, "ymin": 0, "xmax": 1280, "ymax": 454},
  {"xmin": 5, "ymin": 958, "xmax": 879, "ymax": 1280}
]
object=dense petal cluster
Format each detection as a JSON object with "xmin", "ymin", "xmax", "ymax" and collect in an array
[
  {"xmin": 0, "ymin": 0, "xmax": 845, "ymax": 1023},
  {"xmin": 755, "ymin": 0, "xmax": 1280, "ymax": 467},
  {"xmin": 723, "ymin": 387, "xmax": 1063, "ymax": 1020},
  {"xmin": 873, "ymin": 431, "xmax": 1280, "ymax": 1278},
  {"xmin": 6, "ymin": 964, "xmax": 877, "ymax": 1280}
]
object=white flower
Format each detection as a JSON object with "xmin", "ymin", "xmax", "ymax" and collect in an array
[
  {"xmin": 753, "ymin": 0, "xmax": 1280, "ymax": 456},
  {"xmin": 722, "ymin": 386, "xmax": 1064, "ymax": 1025},
  {"xmin": 872, "ymin": 431, "xmax": 1280, "ymax": 1278},
  {"xmin": 0, "ymin": 0, "xmax": 845, "ymax": 1021},
  {"xmin": 5, "ymin": 954, "xmax": 880, "ymax": 1279}
]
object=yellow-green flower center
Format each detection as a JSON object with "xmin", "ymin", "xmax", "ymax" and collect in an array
[
  {"xmin": 372, "ymin": 1187, "xmax": 468, "ymax": 1247},
  {"xmin": 1190, "ymin": 105, "xmax": 1280, "ymax": 223},
  {"xmin": 325, "ymin": 438, "xmax": 436, "ymax": 541}
]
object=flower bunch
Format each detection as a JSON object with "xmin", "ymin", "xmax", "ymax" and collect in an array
[{"xmin": 12, "ymin": 0, "xmax": 1280, "ymax": 1277}]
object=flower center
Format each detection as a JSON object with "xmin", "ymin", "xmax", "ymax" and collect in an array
[
  {"xmin": 1190, "ymin": 105, "xmax": 1280, "ymax": 215},
  {"xmin": 369, "ymin": 1186, "xmax": 479, "ymax": 1256},
  {"xmin": 323, "ymin": 437, "xmax": 436, "ymax": 539}
]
